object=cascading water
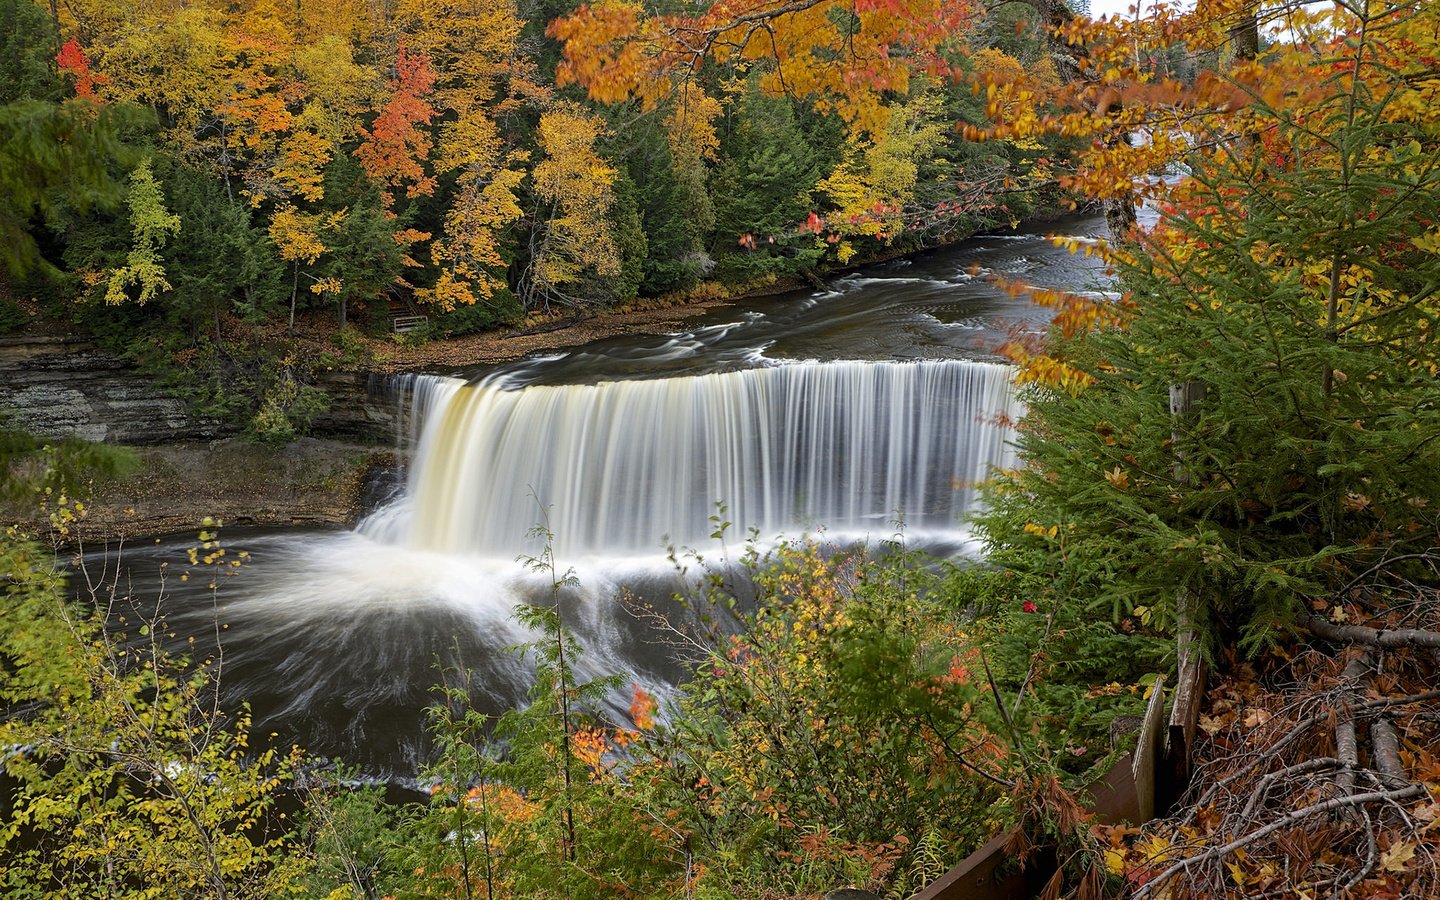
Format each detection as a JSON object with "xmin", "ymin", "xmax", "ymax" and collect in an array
[
  {"xmin": 91, "ymin": 212, "xmax": 1113, "ymax": 777},
  {"xmin": 362, "ymin": 359, "xmax": 1020, "ymax": 558}
]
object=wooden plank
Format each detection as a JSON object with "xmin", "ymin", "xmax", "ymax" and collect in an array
[
  {"xmin": 911, "ymin": 827, "xmax": 1052, "ymax": 900},
  {"xmin": 1132, "ymin": 673, "xmax": 1168, "ymax": 822},
  {"xmin": 1163, "ymin": 627, "xmax": 1209, "ymax": 812},
  {"xmin": 392, "ymin": 315, "xmax": 428, "ymax": 334},
  {"xmin": 1089, "ymin": 751, "xmax": 1142, "ymax": 826},
  {"xmin": 1162, "ymin": 380, "xmax": 1208, "ymax": 814},
  {"xmin": 916, "ymin": 752, "xmax": 1145, "ymax": 900}
]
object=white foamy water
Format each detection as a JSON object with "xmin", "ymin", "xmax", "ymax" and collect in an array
[{"xmin": 362, "ymin": 359, "xmax": 1020, "ymax": 559}]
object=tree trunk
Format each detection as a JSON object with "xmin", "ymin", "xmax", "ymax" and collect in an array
[
  {"xmin": 1105, "ymin": 198, "xmax": 1137, "ymax": 242},
  {"xmin": 1228, "ymin": 6, "xmax": 1260, "ymax": 63},
  {"xmin": 289, "ymin": 264, "xmax": 298, "ymax": 334}
]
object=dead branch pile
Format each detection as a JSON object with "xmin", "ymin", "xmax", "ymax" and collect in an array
[{"xmin": 1098, "ymin": 574, "xmax": 1440, "ymax": 898}]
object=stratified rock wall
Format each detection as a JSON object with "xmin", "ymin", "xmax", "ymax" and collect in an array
[
  {"xmin": 0, "ymin": 336, "xmax": 227, "ymax": 444},
  {"xmin": 0, "ymin": 336, "xmax": 400, "ymax": 444},
  {"xmin": 309, "ymin": 369, "xmax": 403, "ymax": 441}
]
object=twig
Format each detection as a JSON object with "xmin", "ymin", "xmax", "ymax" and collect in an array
[
  {"xmin": 1344, "ymin": 806, "xmax": 1380, "ymax": 892},
  {"xmin": 920, "ymin": 710, "xmax": 1015, "ymax": 788},
  {"xmin": 1237, "ymin": 757, "xmax": 1345, "ymax": 821},
  {"xmin": 1185, "ymin": 670, "xmax": 1439, "ymax": 817},
  {"xmin": 979, "ymin": 649, "xmax": 1033, "ymax": 779},
  {"xmin": 1339, "ymin": 548, "xmax": 1440, "ymax": 594},
  {"xmin": 1133, "ymin": 785, "xmax": 1429, "ymax": 900}
]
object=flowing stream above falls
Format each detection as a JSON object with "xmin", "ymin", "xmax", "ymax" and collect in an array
[{"xmin": 87, "ymin": 212, "xmax": 1115, "ymax": 779}]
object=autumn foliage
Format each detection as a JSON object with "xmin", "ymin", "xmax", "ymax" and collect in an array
[{"xmin": 357, "ymin": 45, "xmax": 438, "ymax": 202}]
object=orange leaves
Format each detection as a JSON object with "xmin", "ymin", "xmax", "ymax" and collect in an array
[
  {"xmin": 572, "ymin": 726, "xmax": 609, "ymax": 769},
  {"xmin": 357, "ymin": 45, "xmax": 438, "ymax": 202},
  {"xmin": 463, "ymin": 783, "xmax": 538, "ymax": 823},
  {"xmin": 629, "ymin": 684, "xmax": 657, "ymax": 731},
  {"xmin": 549, "ymin": 1, "xmax": 654, "ymax": 105},
  {"xmin": 985, "ymin": 266, "xmax": 1129, "ymax": 391},
  {"xmin": 551, "ymin": 0, "xmax": 981, "ymax": 136}
]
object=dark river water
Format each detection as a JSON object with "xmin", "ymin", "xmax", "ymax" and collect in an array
[{"xmin": 82, "ymin": 212, "xmax": 1114, "ymax": 781}]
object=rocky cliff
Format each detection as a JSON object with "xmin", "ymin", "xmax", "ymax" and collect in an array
[
  {"xmin": 0, "ymin": 336, "xmax": 400, "ymax": 445},
  {"xmin": 0, "ymin": 336, "xmax": 230, "ymax": 444}
]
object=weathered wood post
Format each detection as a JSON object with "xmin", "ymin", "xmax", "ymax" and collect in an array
[{"xmin": 1163, "ymin": 381, "xmax": 1208, "ymax": 812}]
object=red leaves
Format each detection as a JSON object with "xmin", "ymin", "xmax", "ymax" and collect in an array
[
  {"xmin": 1022, "ymin": 600, "xmax": 1039, "ymax": 613},
  {"xmin": 357, "ymin": 44, "xmax": 437, "ymax": 202},
  {"xmin": 57, "ymin": 39, "xmax": 105, "ymax": 101}
]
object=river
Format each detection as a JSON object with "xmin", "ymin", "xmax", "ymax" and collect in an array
[{"xmin": 83, "ymin": 211, "xmax": 1114, "ymax": 781}]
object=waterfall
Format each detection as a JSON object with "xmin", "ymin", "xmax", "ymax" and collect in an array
[{"xmin": 363, "ymin": 360, "xmax": 1020, "ymax": 558}]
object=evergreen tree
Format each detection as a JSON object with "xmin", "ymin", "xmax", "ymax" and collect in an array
[{"xmin": 980, "ymin": 56, "xmax": 1440, "ymax": 653}]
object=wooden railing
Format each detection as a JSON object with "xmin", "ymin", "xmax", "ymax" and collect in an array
[{"xmin": 912, "ymin": 659, "xmax": 1206, "ymax": 900}]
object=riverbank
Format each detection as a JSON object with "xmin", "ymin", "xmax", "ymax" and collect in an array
[
  {"xmin": 367, "ymin": 288, "xmax": 761, "ymax": 372},
  {"xmin": 344, "ymin": 210, "xmax": 1082, "ymax": 373}
]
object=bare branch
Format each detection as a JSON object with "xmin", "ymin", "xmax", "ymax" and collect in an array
[{"xmin": 1304, "ymin": 614, "xmax": 1440, "ymax": 649}]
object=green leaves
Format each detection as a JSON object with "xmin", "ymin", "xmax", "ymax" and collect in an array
[
  {"xmin": 979, "ymin": 52, "xmax": 1440, "ymax": 655},
  {"xmin": 104, "ymin": 159, "xmax": 181, "ymax": 306}
]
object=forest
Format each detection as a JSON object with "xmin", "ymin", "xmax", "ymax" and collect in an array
[
  {"xmin": 2, "ymin": 0, "xmax": 1440, "ymax": 896},
  {"xmin": 1, "ymin": 0, "xmax": 1075, "ymax": 439}
]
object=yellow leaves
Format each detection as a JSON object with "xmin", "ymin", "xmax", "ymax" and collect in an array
[
  {"xmin": 424, "ymin": 162, "xmax": 525, "ymax": 309},
  {"xmin": 665, "ymin": 84, "xmax": 722, "ymax": 167},
  {"xmin": 270, "ymin": 128, "xmax": 331, "ymax": 203},
  {"xmin": 1104, "ymin": 466, "xmax": 1131, "ymax": 491},
  {"xmin": 973, "ymin": 48, "xmax": 1027, "ymax": 86},
  {"xmin": 1023, "ymin": 522, "xmax": 1059, "ymax": 539},
  {"xmin": 1007, "ymin": 344, "xmax": 1096, "ymax": 393},
  {"xmin": 819, "ymin": 92, "xmax": 947, "ymax": 244},
  {"xmin": 291, "ymin": 35, "xmax": 377, "ymax": 142},
  {"xmin": 1380, "ymin": 839, "xmax": 1416, "ymax": 873},
  {"xmin": 1414, "ymin": 229, "xmax": 1440, "ymax": 256},
  {"xmin": 531, "ymin": 105, "xmax": 621, "ymax": 288},
  {"xmin": 267, "ymin": 206, "xmax": 338, "ymax": 264}
]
